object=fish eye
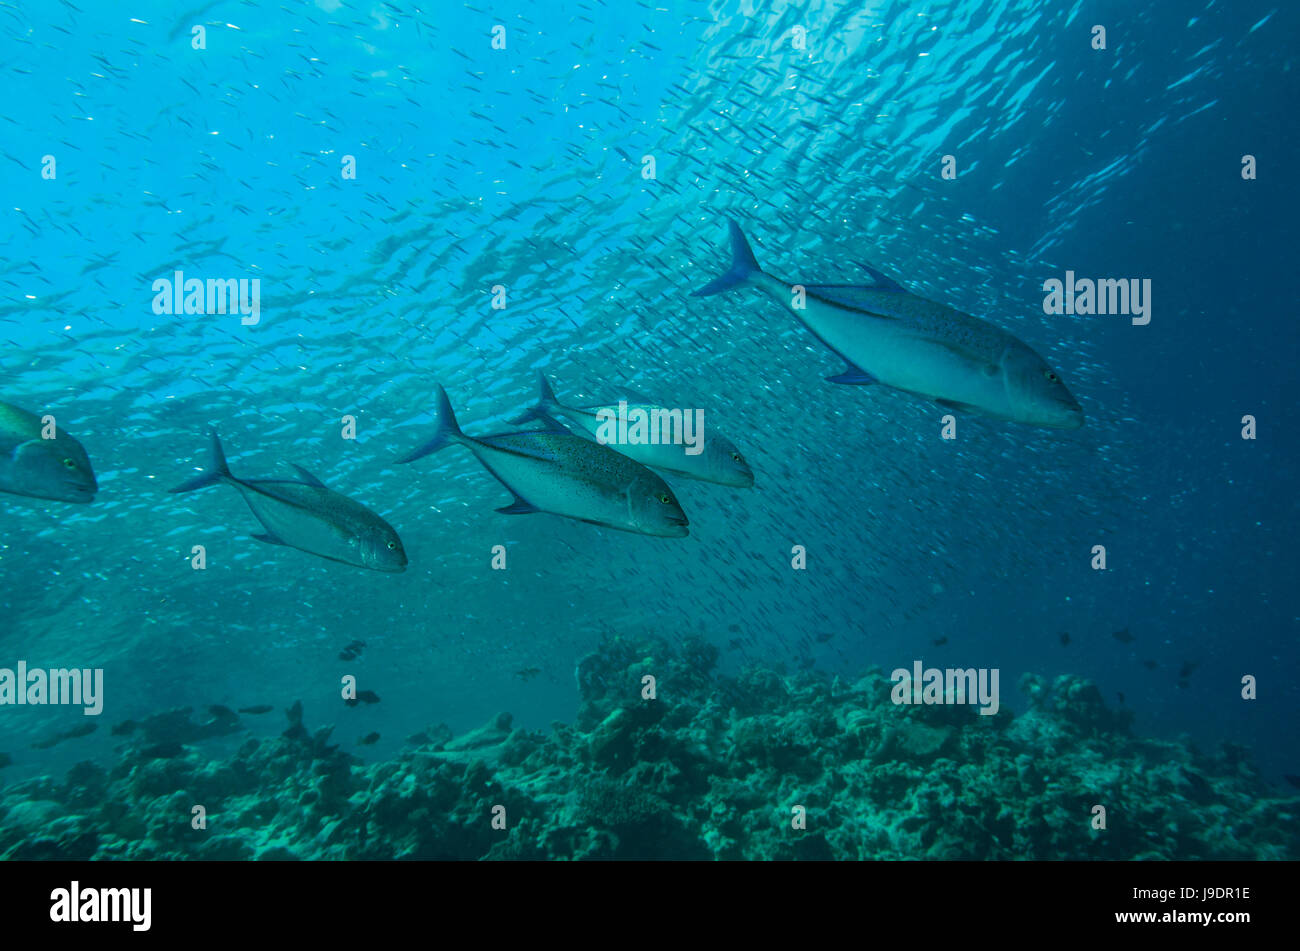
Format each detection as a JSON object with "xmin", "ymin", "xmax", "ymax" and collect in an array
[
  {"xmin": 61, "ymin": 458, "xmax": 76, "ymax": 469},
  {"xmin": 387, "ymin": 541, "xmax": 397, "ymax": 550},
  {"xmin": 1043, "ymin": 370, "xmax": 1060, "ymax": 383},
  {"xmin": 657, "ymin": 493, "xmax": 671, "ymax": 504},
  {"xmin": 731, "ymin": 452, "xmax": 742, "ymax": 462}
]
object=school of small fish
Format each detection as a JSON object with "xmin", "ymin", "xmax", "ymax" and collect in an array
[{"xmin": 4, "ymin": 215, "xmax": 1083, "ymax": 569}]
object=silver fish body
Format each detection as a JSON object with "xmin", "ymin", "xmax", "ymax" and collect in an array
[
  {"xmin": 516, "ymin": 373, "xmax": 754, "ymax": 487},
  {"xmin": 400, "ymin": 386, "xmax": 690, "ymax": 538},
  {"xmin": 170, "ymin": 432, "xmax": 407, "ymax": 572},
  {"xmin": 694, "ymin": 220, "xmax": 1084, "ymax": 430}
]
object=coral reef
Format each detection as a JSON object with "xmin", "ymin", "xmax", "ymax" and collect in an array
[{"xmin": 0, "ymin": 635, "xmax": 1294, "ymax": 860}]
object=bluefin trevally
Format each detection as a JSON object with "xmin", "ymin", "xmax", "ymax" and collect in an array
[
  {"xmin": 399, "ymin": 385, "xmax": 690, "ymax": 538},
  {"xmin": 693, "ymin": 220, "xmax": 1085, "ymax": 430},
  {"xmin": 0, "ymin": 401, "xmax": 97, "ymax": 503},
  {"xmin": 514, "ymin": 373, "xmax": 754, "ymax": 488},
  {"xmin": 170, "ymin": 431, "xmax": 407, "ymax": 572}
]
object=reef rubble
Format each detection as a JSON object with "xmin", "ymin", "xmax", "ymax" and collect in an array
[{"xmin": 0, "ymin": 634, "xmax": 1294, "ymax": 860}]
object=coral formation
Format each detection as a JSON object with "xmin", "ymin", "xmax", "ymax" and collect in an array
[{"xmin": 1, "ymin": 635, "xmax": 1294, "ymax": 860}]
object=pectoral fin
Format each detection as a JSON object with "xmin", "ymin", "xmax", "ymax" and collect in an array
[
  {"xmin": 935, "ymin": 399, "xmax": 982, "ymax": 415},
  {"xmin": 826, "ymin": 364, "xmax": 879, "ymax": 385},
  {"xmin": 495, "ymin": 497, "xmax": 540, "ymax": 515},
  {"xmin": 252, "ymin": 532, "xmax": 289, "ymax": 546}
]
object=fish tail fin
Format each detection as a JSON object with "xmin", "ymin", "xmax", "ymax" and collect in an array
[
  {"xmin": 535, "ymin": 370, "xmax": 560, "ymax": 408},
  {"xmin": 398, "ymin": 384, "xmax": 465, "ymax": 463},
  {"xmin": 692, "ymin": 218, "xmax": 761, "ymax": 297},
  {"xmin": 509, "ymin": 370, "xmax": 561, "ymax": 426},
  {"xmin": 169, "ymin": 429, "xmax": 232, "ymax": 493}
]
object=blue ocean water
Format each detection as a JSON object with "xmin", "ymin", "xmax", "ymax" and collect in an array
[{"xmin": 0, "ymin": 0, "xmax": 1296, "ymax": 859}]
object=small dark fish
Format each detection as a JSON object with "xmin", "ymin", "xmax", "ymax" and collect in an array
[
  {"xmin": 345, "ymin": 689, "xmax": 381, "ymax": 707},
  {"xmin": 814, "ymin": 631, "xmax": 834, "ymax": 643},
  {"xmin": 140, "ymin": 742, "xmax": 185, "ymax": 760},
  {"xmin": 238, "ymin": 705, "xmax": 273, "ymax": 715},
  {"xmin": 1141, "ymin": 659, "xmax": 1158, "ymax": 671},
  {"xmin": 31, "ymin": 722, "xmax": 97, "ymax": 749},
  {"xmin": 0, "ymin": 752, "xmax": 12, "ymax": 769},
  {"xmin": 1058, "ymin": 632, "xmax": 1070, "ymax": 647},
  {"xmin": 283, "ymin": 700, "xmax": 307, "ymax": 741},
  {"xmin": 1283, "ymin": 775, "xmax": 1300, "ymax": 791},
  {"xmin": 727, "ymin": 638, "xmax": 744, "ymax": 650},
  {"xmin": 1183, "ymin": 770, "xmax": 1212, "ymax": 801},
  {"xmin": 357, "ymin": 732, "xmax": 380, "ymax": 746},
  {"xmin": 1112, "ymin": 628, "xmax": 1134, "ymax": 644},
  {"xmin": 1178, "ymin": 660, "xmax": 1199, "ymax": 680},
  {"xmin": 338, "ymin": 639, "xmax": 366, "ymax": 661},
  {"xmin": 932, "ymin": 636, "xmax": 948, "ymax": 646},
  {"xmin": 208, "ymin": 704, "xmax": 238, "ymax": 720},
  {"xmin": 515, "ymin": 666, "xmax": 541, "ymax": 681},
  {"xmin": 111, "ymin": 719, "xmax": 138, "ymax": 736}
]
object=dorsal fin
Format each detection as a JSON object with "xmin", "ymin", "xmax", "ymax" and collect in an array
[
  {"xmin": 856, "ymin": 263, "xmax": 906, "ymax": 292},
  {"xmin": 289, "ymin": 464, "xmax": 327, "ymax": 488},
  {"xmin": 804, "ymin": 284, "xmax": 899, "ymax": 315}
]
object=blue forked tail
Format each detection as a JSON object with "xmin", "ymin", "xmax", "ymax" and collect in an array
[
  {"xmin": 692, "ymin": 218, "xmax": 761, "ymax": 297},
  {"xmin": 170, "ymin": 430, "xmax": 232, "ymax": 493},
  {"xmin": 398, "ymin": 384, "xmax": 465, "ymax": 463}
]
